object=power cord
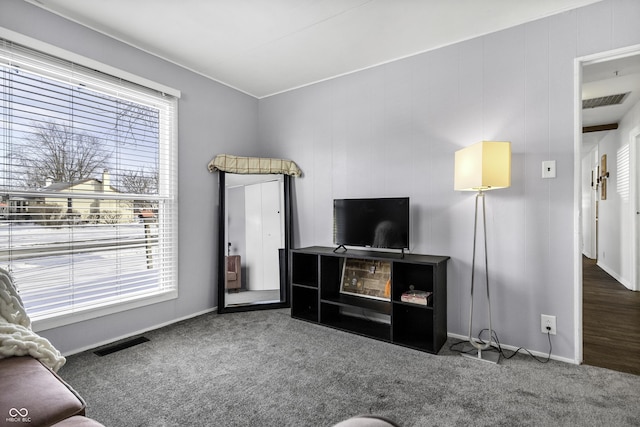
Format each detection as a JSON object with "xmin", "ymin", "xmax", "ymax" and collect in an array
[{"xmin": 449, "ymin": 327, "xmax": 552, "ymax": 363}]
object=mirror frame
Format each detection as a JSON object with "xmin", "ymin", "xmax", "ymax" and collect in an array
[{"xmin": 217, "ymin": 171, "xmax": 292, "ymax": 313}]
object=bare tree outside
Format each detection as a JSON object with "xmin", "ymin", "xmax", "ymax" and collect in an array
[
  {"xmin": 113, "ymin": 99, "xmax": 160, "ymax": 146},
  {"xmin": 120, "ymin": 167, "xmax": 158, "ymax": 194},
  {"xmin": 14, "ymin": 120, "xmax": 111, "ymax": 189},
  {"xmin": 120, "ymin": 167, "xmax": 160, "ymax": 214}
]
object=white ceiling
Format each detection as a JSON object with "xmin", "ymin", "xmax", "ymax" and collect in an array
[
  {"xmin": 25, "ymin": 0, "xmax": 640, "ymax": 141},
  {"xmin": 27, "ymin": 0, "xmax": 604, "ymax": 99},
  {"xmin": 582, "ymin": 54, "xmax": 640, "ymax": 127},
  {"xmin": 581, "ymin": 52, "xmax": 640, "ymax": 149}
]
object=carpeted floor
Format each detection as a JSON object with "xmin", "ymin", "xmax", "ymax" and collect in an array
[{"xmin": 60, "ymin": 309, "xmax": 640, "ymax": 426}]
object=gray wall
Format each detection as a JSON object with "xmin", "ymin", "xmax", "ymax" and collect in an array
[
  {"xmin": 258, "ymin": 0, "xmax": 640, "ymax": 360},
  {"xmin": 0, "ymin": 1, "xmax": 258, "ymax": 354}
]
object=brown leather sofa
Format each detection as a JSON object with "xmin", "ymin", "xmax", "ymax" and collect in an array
[{"xmin": 0, "ymin": 356, "xmax": 103, "ymax": 427}]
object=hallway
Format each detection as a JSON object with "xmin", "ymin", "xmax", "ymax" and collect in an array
[{"xmin": 583, "ymin": 256, "xmax": 640, "ymax": 375}]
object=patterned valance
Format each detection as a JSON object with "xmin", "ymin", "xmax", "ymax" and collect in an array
[{"xmin": 208, "ymin": 154, "xmax": 302, "ymax": 177}]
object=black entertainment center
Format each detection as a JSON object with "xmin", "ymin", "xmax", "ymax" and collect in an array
[{"xmin": 290, "ymin": 246, "xmax": 449, "ymax": 354}]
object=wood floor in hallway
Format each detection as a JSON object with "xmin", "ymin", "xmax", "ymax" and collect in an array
[{"xmin": 583, "ymin": 256, "xmax": 640, "ymax": 376}]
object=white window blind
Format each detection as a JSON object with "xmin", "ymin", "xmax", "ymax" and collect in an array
[{"xmin": 0, "ymin": 38, "xmax": 179, "ymax": 329}]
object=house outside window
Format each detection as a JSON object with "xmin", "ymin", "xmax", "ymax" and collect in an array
[{"xmin": 0, "ymin": 38, "xmax": 179, "ymax": 330}]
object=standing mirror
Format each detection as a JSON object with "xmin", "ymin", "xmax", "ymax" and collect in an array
[{"xmin": 217, "ymin": 171, "xmax": 293, "ymax": 313}]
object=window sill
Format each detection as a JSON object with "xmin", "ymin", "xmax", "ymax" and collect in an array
[{"xmin": 32, "ymin": 289, "xmax": 178, "ymax": 332}]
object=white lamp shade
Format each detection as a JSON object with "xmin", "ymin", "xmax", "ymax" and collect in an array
[{"xmin": 454, "ymin": 141, "xmax": 511, "ymax": 191}]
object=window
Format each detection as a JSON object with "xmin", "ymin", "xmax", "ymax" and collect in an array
[{"xmin": 0, "ymin": 37, "xmax": 179, "ymax": 330}]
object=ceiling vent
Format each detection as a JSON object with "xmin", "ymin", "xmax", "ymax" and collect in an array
[{"xmin": 582, "ymin": 92, "xmax": 630, "ymax": 109}]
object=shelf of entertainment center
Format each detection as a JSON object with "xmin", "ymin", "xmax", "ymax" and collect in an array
[
  {"xmin": 321, "ymin": 303, "xmax": 391, "ymax": 341},
  {"xmin": 321, "ymin": 293, "xmax": 391, "ymax": 315},
  {"xmin": 290, "ymin": 246, "xmax": 449, "ymax": 354}
]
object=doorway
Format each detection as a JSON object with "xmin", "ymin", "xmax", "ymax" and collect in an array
[{"xmin": 576, "ymin": 44, "xmax": 640, "ymax": 370}]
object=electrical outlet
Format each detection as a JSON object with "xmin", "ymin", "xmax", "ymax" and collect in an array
[{"xmin": 541, "ymin": 314, "xmax": 556, "ymax": 335}]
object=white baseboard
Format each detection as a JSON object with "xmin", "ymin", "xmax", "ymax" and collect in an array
[
  {"xmin": 62, "ymin": 308, "xmax": 577, "ymax": 366},
  {"xmin": 596, "ymin": 260, "xmax": 632, "ymax": 290},
  {"xmin": 447, "ymin": 332, "xmax": 577, "ymax": 365},
  {"xmin": 582, "ymin": 251, "xmax": 595, "ymax": 260},
  {"xmin": 63, "ymin": 306, "xmax": 217, "ymax": 357}
]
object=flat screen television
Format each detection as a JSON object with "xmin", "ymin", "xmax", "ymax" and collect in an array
[{"xmin": 333, "ymin": 197, "xmax": 409, "ymax": 250}]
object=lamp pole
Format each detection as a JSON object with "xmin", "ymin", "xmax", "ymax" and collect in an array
[{"xmin": 463, "ymin": 189, "xmax": 499, "ymax": 363}]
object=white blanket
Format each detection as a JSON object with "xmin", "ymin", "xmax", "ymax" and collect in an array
[{"xmin": 0, "ymin": 268, "xmax": 66, "ymax": 372}]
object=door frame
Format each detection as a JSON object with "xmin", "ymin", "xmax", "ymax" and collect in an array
[
  {"xmin": 631, "ymin": 126, "xmax": 640, "ymax": 291},
  {"xmin": 573, "ymin": 43, "xmax": 640, "ymax": 364}
]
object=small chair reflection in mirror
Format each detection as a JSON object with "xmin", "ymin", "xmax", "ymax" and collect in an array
[{"xmin": 225, "ymin": 255, "xmax": 241, "ymax": 291}]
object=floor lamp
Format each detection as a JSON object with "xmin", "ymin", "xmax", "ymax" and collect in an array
[{"xmin": 454, "ymin": 141, "xmax": 511, "ymax": 364}]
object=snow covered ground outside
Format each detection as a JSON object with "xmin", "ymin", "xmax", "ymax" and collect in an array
[{"xmin": 1, "ymin": 222, "xmax": 160, "ymax": 315}]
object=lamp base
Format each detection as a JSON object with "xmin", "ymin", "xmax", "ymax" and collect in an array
[{"xmin": 460, "ymin": 344, "xmax": 500, "ymax": 364}]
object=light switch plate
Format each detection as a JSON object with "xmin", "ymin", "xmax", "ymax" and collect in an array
[{"xmin": 542, "ymin": 160, "xmax": 556, "ymax": 179}]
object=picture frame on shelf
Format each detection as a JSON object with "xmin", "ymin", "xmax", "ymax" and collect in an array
[{"xmin": 340, "ymin": 258, "xmax": 391, "ymax": 301}]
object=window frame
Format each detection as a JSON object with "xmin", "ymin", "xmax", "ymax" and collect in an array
[{"xmin": 0, "ymin": 28, "xmax": 180, "ymax": 332}]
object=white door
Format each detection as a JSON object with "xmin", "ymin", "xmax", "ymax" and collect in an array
[
  {"xmin": 260, "ymin": 180, "xmax": 283, "ymax": 291},
  {"xmin": 244, "ymin": 180, "xmax": 283, "ymax": 290}
]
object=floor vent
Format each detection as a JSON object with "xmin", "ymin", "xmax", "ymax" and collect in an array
[
  {"xmin": 583, "ymin": 92, "xmax": 630, "ymax": 109},
  {"xmin": 94, "ymin": 336, "xmax": 150, "ymax": 356}
]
